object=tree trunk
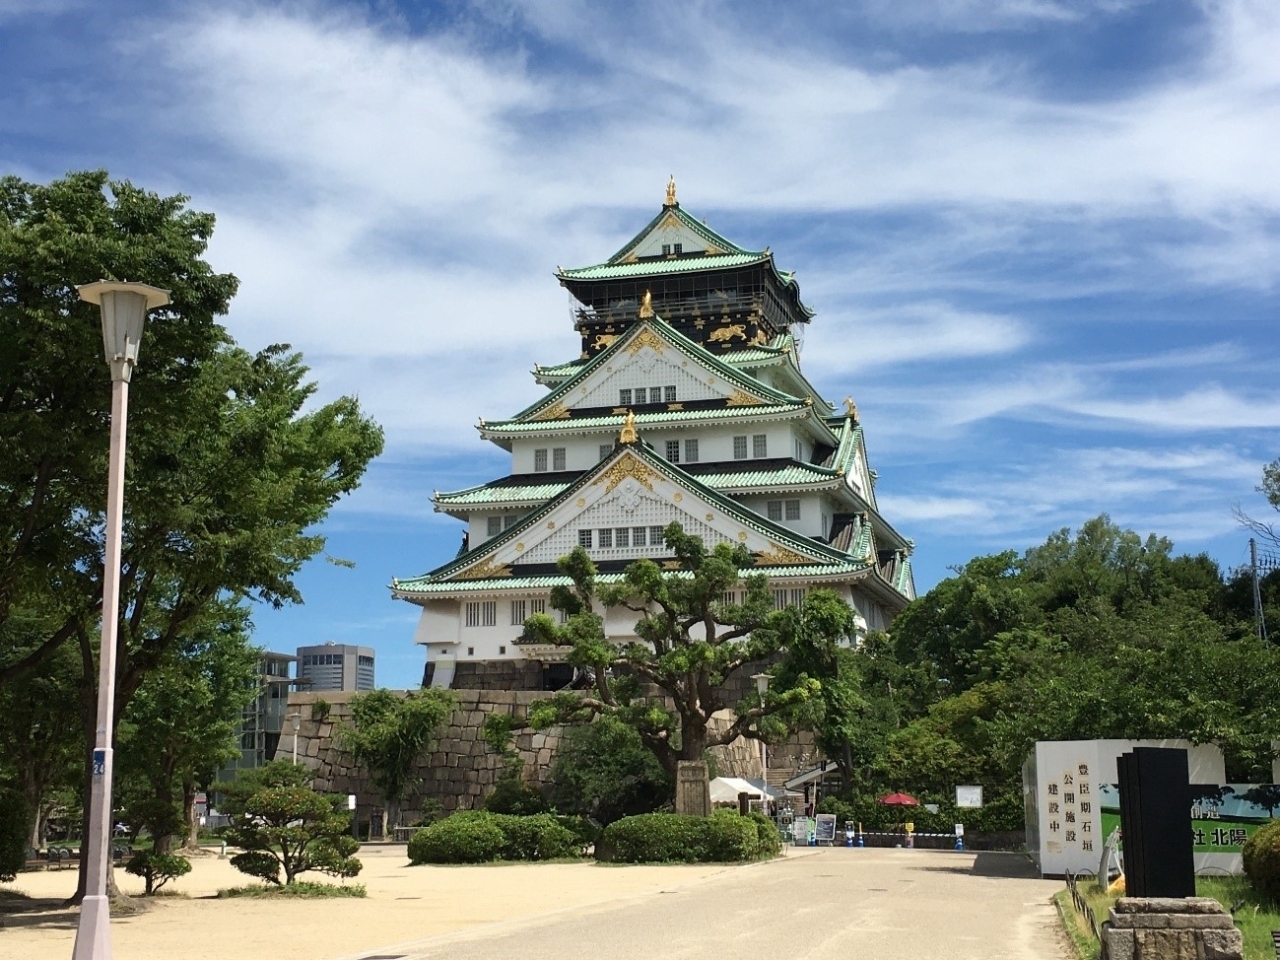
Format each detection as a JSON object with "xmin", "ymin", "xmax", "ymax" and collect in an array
[
  {"xmin": 183, "ymin": 781, "xmax": 200, "ymax": 850},
  {"xmin": 386, "ymin": 796, "xmax": 400, "ymax": 836}
]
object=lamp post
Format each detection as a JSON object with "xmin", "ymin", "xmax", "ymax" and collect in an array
[
  {"xmin": 752, "ymin": 672, "xmax": 771, "ymax": 815},
  {"xmin": 290, "ymin": 711, "xmax": 302, "ymax": 765},
  {"xmin": 73, "ymin": 280, "xmax": 170, "ymax": 960}
]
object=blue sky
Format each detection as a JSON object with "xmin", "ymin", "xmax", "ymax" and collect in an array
[{"xmin": 3, "ymin": 0, "xmax": 1278, "ymax": 688}]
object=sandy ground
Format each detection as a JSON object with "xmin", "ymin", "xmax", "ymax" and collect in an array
[{"xmin": 0, "ymin": 845, "xmax": 730, "ymax": 960}]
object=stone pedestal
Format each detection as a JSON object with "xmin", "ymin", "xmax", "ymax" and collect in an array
[
  {"xmin": 674, "ymin": 760, "xmax": 710, "ymax": 816},
  {"xmin": 1101, "ymin": 898, "xmax": 1243, "ymax": 960}
]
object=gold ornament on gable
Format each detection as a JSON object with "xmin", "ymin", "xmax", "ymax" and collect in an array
[
  {"xmin": 530, "ymin": 402, "xmax": 571, "ymax": 421},
  {"xmin": 593, "ymin": 453, "xmax": 656, "ymax": 493},
  {"xmin": 755, "ymin": 543, "xmax": 810, "ymax": 566},
  {"xmin": 455, "ymin": 557, "xmax": 513, "ymax": 581},
  {"xmin": 628, "ymin": 326, "xmax": 665, "ymax": 354},
  {"xmin": 726, "ymin": 389, "xmax": 764, "ymax": 407}
]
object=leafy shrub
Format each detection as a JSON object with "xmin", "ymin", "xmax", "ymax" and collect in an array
[
  {"xmin": 596, "ymin": 811, "xmax": 776, "ymax": 863},
  {"xmin": 0, "ymin": 789, "xmax": 28, "ymax": 883},
  {"xmin": 217, "ymin": 881, "xmax": 366, "ymax": 898},
  {"xmin": 407, "ymin": 811, "xmax": 586, "ymax": 864},
  {"xmin": 484, "ymin": 778, "xmax": 550, "ymax": 816},
  {"xmin": 408, "ymin": 812, "xmax": 506, "ymax": 864},
  {"xmin": 747, "ymin": 811, "xmax": 782, "ymax": 858},
  {"xmin": 548, "ymin": 717, "xmax": 671, "ymax": 824},
  {"xmin": 1243, "ymin": 820, "xmax": 1280, "ymax": 903},
  {"xmin": 125, "ymin": 851, "xmax": 192, "ymax": 895},
  {"xmin": 814, "ymin": 789, "xmax": 1024, "ymax": 834}
]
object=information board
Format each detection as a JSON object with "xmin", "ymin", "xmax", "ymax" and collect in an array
[{"xmin": 814, "ymin": 813, "xmax": 837, "ymax": 844}]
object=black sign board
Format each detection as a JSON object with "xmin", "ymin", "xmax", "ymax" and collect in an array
[{"xmin": 1117, "ymin": 747, "xmax": 1195, "ymax": 898}]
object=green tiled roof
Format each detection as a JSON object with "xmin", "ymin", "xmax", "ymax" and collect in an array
[
  {"xmin": 482, "ymin": 402, "xmax": 810, "ymax": 436},
  {"xmin": 436, "ymin": 479, "xmax": 574, "ymax": 506},
  {"xmin": 535, "ymin": 333, "xmax": 793, "ymax": 385},
  {"xmin": 558, "ymin": 252, "xmax": 768, "ymax": 281},
  {"xmin": 393, "ymin": 563, "xmax": 875, "ymax": 596},
  {"xmin": 603, "ymin": 203, "xmax": 757, "ymax": 265},
  {"xmin": 503, "ymin": 317, "xmax": 809, "ymax": 425}
]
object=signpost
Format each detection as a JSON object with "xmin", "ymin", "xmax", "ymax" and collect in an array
[{"xmin": 814, "ymin": 813, "xmax": 837, "ymax": 845}]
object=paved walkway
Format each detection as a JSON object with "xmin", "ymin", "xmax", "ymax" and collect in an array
[{"xmin": 339, "ymin": 848, "xmax": 1069, "ymax": 960}]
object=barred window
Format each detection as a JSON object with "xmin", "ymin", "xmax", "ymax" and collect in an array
[
  {"xmin": 753, "ymin": 434, "xmax": 768, "ymax": 458},
  {"xmin": 534, "ymin": 448, "xmax": 548, "ymax": 472},
  {"xmin": 664, "ymin": 385, "xmax": 677, "ymax": 403},
  {"xmin": 504, "ymin": 514, "xmax": 518, "ymax": 530},
  {"xmin": 510, "ymin": 600, "xmax": 527, "ymax": 625},
  {"xmin": 465, "ymin": 602, "xmax": 482, "ymax": 627},
  {"xmin": 650, "ymin": 525, "xmax": 666, "ymax": 546},
  {"xmin": 487, "ymin": 516, "xmax": 501, "ymax": 536},
  {"xmin": 790, "ymin": 588, "xmax": 806, "ymax": 606},
  {"xmin": 553, "ymin": 447, "xmax": 566, "ymax": 471},
  {"xmin": 578, "ymin": 529, "xmax": 593, "ymax": 548},
  {"xmin": 598, "ymin": 528, "xmax": 613, "ymax": 548},
  {"xmin": 684, "ymin": 439, "xmax": 699, "ymax": 463},
  {"xmin": 772, "ymin": 590, "xmax": 788, "ymax": 610},
  {"xmin": 722, "ymin": 591, "xmax": 737, "ymax": 605},
  {"xmin": 650, "ymin": 386, "xmax": 661, "ymax": 403},
  {"xmin": 665, "ymin": 440, "xmax": 680, "ymax": 462},
  {"xmin": 481, "ymin": 601, "xmax": 496, "ymax": 626},
  {"xmin": 785, "ymin": 499, "xmax": 801, "ymax": 521},
  {"xmin": 600, "ymin": 444, "xmax": 612, "ymax": 461},
  {"xmin": 733, "ymin": 435, "xmax": 748, "ymax": 459},
  {"xmin": 619, "ymin": 389, "xmax": 632, "ymax": 405},
  {"xmin": 767, "ymin": 500, "xmax": 783, "ymax": 521},
  {"xmin": 615, "ymin": 527, "xmax": 630, "ymax": 548},
  {"xmin": 530, "ymin": 598, "xmax": 546, "ymax": 616},
  {"xmin": 632, "ymin": 527, "xmax": 647, "ymax": 547}
]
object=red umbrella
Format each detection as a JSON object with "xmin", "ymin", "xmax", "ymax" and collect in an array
[{"xmin": 878, "ymin": 792, "xmax": 920, "ymax": 806}]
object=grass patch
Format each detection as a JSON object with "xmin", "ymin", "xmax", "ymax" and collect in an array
[
  {"xmin": 216, "ymin": 881, "xmax": 366, "ymax": 899},
  {"xmin": 1055, "ymin": 875, "xmax": 1280, "ymax": 960},
  {"xmin": 0, "ymin": 887, "xmax": 33, "ymax": 901}
]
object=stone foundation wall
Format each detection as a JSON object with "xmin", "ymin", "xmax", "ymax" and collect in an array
[{"xmin": 284, "ymin": 689, "xmax": 776, "ymax": 824}]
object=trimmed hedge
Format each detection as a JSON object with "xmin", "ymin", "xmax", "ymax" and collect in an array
[
  {"xmin": 1243, "ymin": 819, "xmax": 1280, "ymax": 903},
  {"xmin": 407, "ymin": 811, "xmax": 585, "ymax": 864},
  {"xmin": 596, "ymin": 810, "xmax": 778, "ymax": 864}
]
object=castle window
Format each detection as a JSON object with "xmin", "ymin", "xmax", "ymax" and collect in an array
[
  {"xmin": 467, "ymin": 647, "xmax": 474, "ymax": 656},
  {"xmin": 553, "ymin": 447, "xmax": 566, "ymax": 471},
  {"xmin": 785, "ymin": 499, "xmax": 801, "ymax": 521},
  {"xmin": 665, "ymin": 441, "xmax": 680, "ymax": 462},
  {"xmin": 487, "ymin": 517, "xmax": 501, "ymax": 536},
  {"xmin": 503, "ymin": 514, "xmax": 518, "ymax": 530},
  {"xmin": 531, "ymin": 598, "xmax": 546, "ymax": 615},
  {"xmin": 619, "ymin": 388, "xmax": 632, "ymax": 405},
  {"xmin": 673, "ymin": 243, "xmax": 683, "ymax": 255},
  {"xmin": 722, "ymin": 591, "xmax": 737, "ymax": 605},
  {"xmin": 733, "ymin": 436, "xmax": 748, "ymax": 459},
  {"xmin": 499, "ymin": 645, "xmax": 506, "ymax": 655},
  {"xmin": 650, "ymin": 385, "xmax": 661, "ymax": 403},
  {"xmin": 510, "ymin": 600, "xmax": 527, "ymax": 625},
  {"xmin": 482, "ymin": 602, "xmax": 496, "ymax": 626},
  {"xmin": 753, "ymin": 434, "xmax": 768, "ymax": 458},
  {"xmin": 465, "ymin": 602, "xmax": 482, "ymax": 627},
  {"xmin": 578, "ymin": 529, "xmax": 593, "ymax": 548},
  {"xmin": 534, "ymin": 448, "xmax": 548, "ymax": 472},
  {"xmin": 790, "ymin": 588, "xmax": 806, "ymax": 606},
  {"xmin": 598, "ymin": 528, "xmax": 613, "ymax": 548},
  {"xmin": 684, "ymin": 439, "xmax": 699, "ymax": 463},
  {"xmin": 632, "ymin": 527, "xmax": 647, "ymax": 546},
  {"xmin": 650, "ymin": 525, "xmax": 666, "ymax": 546},
  {"xmin": 767, "ymin": 500, "xmax": 783, "ymax": 521},
  {"xmin": 615, "ymin": 527, "xmax": 630, "ymax": 548},
  {"xmin": 661, "ymin": 244, "xmax": 671, "ymax": 256},
  {"xmin": 772, "ymin": 590, "xmax": 788, "ymax": 609},
  {"xmin": 600, "ymin": 444, "xmax": 612, "ymax": 461},
  {"xmin": 664, "ymin": 385, "xmax": 677, "ymax": 403}
]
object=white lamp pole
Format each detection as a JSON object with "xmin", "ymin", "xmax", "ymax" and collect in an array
[
  {"xmin": 290, "ymin": 711, "xmax": 302, "ymax": 765},
  {"xmin": 752, "ymin": 673, "xmax": 771, "ymax": 815},
  {"xmin": 72, "ymin": 280, "xmax": 170, "ymax": 960}
]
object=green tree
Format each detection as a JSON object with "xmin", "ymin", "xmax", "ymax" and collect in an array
[
  {"xmin": 547, "ymin": 716, "xmax": 670, "ymax": 824},
  {"xmin": 220, "ymin": 760, "xmax": 361, "ymax": 886},
  {"xmin": 497, "ymin": 523, "xmax": 830, "ymax": 781},
  {"xmin": 0, "ymin": 171, "xmax": 383, "ymax": 896},
  {"xmin": 338, "ymin": 688, "xmax": 455, "ymax": 835}
]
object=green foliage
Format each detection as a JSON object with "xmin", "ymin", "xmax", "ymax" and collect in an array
[
  {"xmin": 406, "ymin": 811, "xmax": 585, "ymax": 864},
  {"xmin": 221, "ymin": 762, "xmax": 361, "ymax": 885},
  {"xmin": 489, "ymin": 524, "xmax": 840, "ymax": 784},
  {"xmin": 747, "ymin": 811, "xmax": 782, "ymax": 858},
  {"xmin": 125, "ymin": 851, "xmax": 192, "ymax": 895},
  {"xmin": 595, "ymin": 810, "xmax": 774, "ymax": 863},
  {"xmin": 0, "ymin": 788, "xmax": 28, "ymax": 882},
  {"xmin": 339, "ymin": 688, "xmax": 453, "ymax": 827},
  {"xmin": 547, "ymin": 717, "xmax": 671, "ymax": 824},
  {"xmin": 483, "ymin": 777, "xmax": 549, "ymax": 815},
  {"xmin": 1243, "ymin": 820, "xmax": 1280, "ymax": 904},
  {"xmin": 217, "ymin": 881, "xmax": 366, "ymax": 898}
]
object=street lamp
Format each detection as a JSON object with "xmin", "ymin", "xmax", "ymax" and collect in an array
[
  {"xmin": 752, "ymin": 673, "xmax": 771, "ymax": 815},
  {"xmin": 290, "ymin": 711, "xmax": 302, "ymax": 765},
  {"xmin": 73, "ymin": 280, "xmax": 170, "ymax": 960}
]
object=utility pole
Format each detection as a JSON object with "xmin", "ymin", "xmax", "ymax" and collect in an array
[{"xmin": 1251, "ymin": 539, "xmax": 1269, "ymax": 645}]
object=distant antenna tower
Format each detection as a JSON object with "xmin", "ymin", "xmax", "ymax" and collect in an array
[{"xmin": 1250, "ymin": 538, "xmax": 1274, "ymax": 644}]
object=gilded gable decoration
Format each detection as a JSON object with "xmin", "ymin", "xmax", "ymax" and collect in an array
[
  {"xmin": 665, "ymin": 175, "xmax": 677, "ymax": 207},
  {"xmin": 628, "ymin": 325, "xmax": 665, "ymax": 354},
  {"xmin": 638, "ymin": 289, "xmax": 654, "ymax": 319},
  {"xmin": 709, "ymin": 323, "xmax": 746, "ymax": 343},
  {"xmin": 592, "ymin": 333, "xmax": 618, "ymax": 350},
  {"xmin": 531, "ymin": 401, "xmax": 571, "ymax": 421},
  {"xmin": 593, "ymin": 453, "xmax": 656, "ymax": 493},
  {"xmin": 756, "ymin": 543, "xmax": 810, "ymax": 566},
  {"xmin": 619, "ymin": 410, "xmax": 638, "ymax": 444},
  {"xmin": 726, "ymin": 389, "xmax": 764, "ymax": 407},
  {"xmin": 455, "ymin": 557, "xmax": 513, "ymax": 580}
]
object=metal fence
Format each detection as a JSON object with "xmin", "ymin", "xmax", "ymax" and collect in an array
[{"xmin": 1065, "ymin": 870, "xmax": 1101, "ymax": 941}]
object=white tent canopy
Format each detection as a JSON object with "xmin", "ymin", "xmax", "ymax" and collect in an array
[{"xmin": 708, "ymin": 776, "xmax": 792, "ymax": 804}]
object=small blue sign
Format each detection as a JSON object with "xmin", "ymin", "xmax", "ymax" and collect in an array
[{"xmin": 92, "ymin": 749, "xmax": 106, "ymax": 777}]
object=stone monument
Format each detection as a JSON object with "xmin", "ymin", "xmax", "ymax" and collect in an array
[
  {"xmin": 674, "ymin": 760, "xmax": 711, "ymax": 816},
  {"xmin": 1101, "ymin": 898, "xmax": 1242, "ymax": 960}
]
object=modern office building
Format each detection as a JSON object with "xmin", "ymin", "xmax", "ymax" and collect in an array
[
  {"xmin": 220, "ymin": 649, "xmax": 300, "ymax": 778},
  {"xmin": 297, "ymin": 641, "xmax": 376, "ymax": 691}
]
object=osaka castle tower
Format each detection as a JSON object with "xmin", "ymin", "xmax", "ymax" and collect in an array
[{"xmin": 392, "ymin": 179, "xmax": 916, "ymax": 690}]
